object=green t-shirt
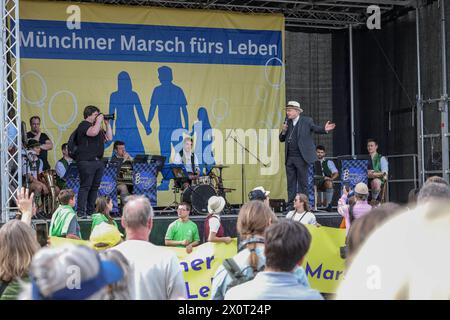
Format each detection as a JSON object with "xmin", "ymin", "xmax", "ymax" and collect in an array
[
  {"xmin": 91, "ymin": 213, "xmax": 119, "ymax": 233},
  {"xmin": 165, "ymin": 219, "xmax": 200, "ymax": 247},
  {"xmin": 49, "ymin": 205, "xmax": 80, "ymax": 238}
]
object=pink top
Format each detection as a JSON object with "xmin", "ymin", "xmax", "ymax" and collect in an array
[{"xmin": 338, "ymin": 194, "xmax": 373, "ymax": 234}]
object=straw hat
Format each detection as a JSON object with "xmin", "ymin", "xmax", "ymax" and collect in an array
[
  {"xmin": 207, "ymin": 196, "xmax": 226, "ymax": 214},
  {"xmin": 286, "ymin": 101, "xmax": 303, "ymax": 113}
]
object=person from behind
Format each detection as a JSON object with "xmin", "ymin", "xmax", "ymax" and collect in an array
[
  {"xmin": 337, "ymin": 182, "xmax": 372, "ymax": 234},
  {"xmin": 98, "ymin": 250, "xmax": 130, "ymax": 300},
  {"xmin": 210, "ymin": 201, "xmax": 311, "ymax": 300},
  {"xmin": 336, "ymin": 201, "xmax": 450, "ymax": 299},
  {"xmin": 165, "ymin": 202, "xmax": 200, "ymax": 254},
  {"xmin": 20, "ymin": 245, "xmax": 124, "ymax": 300},
  {"xmin": 204, "ymin": 196, "xmax": 232, "ymax": 244},
  {"xmin": 425, "ymin": 175, "xmax": 449, "ymax": 186},
  {"xmin": 345, "ymin": 203, "xmax": 401, "ymax": 265},
  {"xmin": 417, "ymin": 182, "xmax": 450, "ymax": 203},
  {"xmin": 114, "ymin": 195, "xmax": 186, "ymax": 299},
  {"xmin": 49, "ymin": 189, "xmax": 81, "ymax": 239},
  {"xmin": 286, "ymin": 193, "xmax": 320, "ymax": 226},
  {"xmin": 91, "ymin": 196, "xmax": 119, "ymax": 233},
  {"xmin": 0, "ymin": 220, "xmax": 40, "ymax": 300},
  {"xmin": 248, "ymin": 186, "xmax": 271, "ymax": 208},
  {"xmin": 225, "ymin": 219, "xmax": 323, "ymax": 300}
]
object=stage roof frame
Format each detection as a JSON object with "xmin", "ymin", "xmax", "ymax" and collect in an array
[{"xmin": 53, "ymin": 0, "xmax": 417, "ymax": 32}]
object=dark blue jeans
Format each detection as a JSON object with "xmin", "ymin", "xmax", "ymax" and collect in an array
[{"xmin": 76, "ymin": 160, "xmax": 104, "ymax": 216}]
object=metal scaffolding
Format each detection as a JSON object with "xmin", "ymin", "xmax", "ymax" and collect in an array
[
  {"xmin": 1, "ymin": 0, "xmax": 21, "ymax": 223},
  {"xmin": 416, "ymin": 0, "xmax": 450, "ymax": 185}
]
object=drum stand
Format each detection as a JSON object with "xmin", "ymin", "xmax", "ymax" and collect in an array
[{"xmin": 161, "ymin": 185, "xmax": 180, "ymax": 212}]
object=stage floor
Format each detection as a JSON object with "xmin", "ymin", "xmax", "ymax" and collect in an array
[{"xmin": 73, "ymin": 210, "xmax": 343, "ymax": 245}]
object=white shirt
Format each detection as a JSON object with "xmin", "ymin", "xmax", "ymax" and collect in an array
[
  {"xmin": 114, "ymin": 240, "xmax": 186, "ymax": 300},
  {"xmin": 55, "ymin": 158, "xmax": 73, "ymax": 179},
  {"xmin": 173, "ymin": 151, "xmax": 200, "ymax": 174},
  {"xmin": 22, "ymin": 156, "xmax": 43, "ymax": 179},
  {"xmin": 286, "ymin": 210, "xmax": 317, "ymax": 225},
  {"xmin": 208, "ymin": 214, "xmax": 221, "ymax": 233},
  {"xmin": 293, "ymin": 115, "xmax": 300, "ymax": 127}
]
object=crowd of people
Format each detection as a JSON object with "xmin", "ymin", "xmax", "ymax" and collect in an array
[
  {"xmin": 0, "ymin": 174, "xmax": 449, "ymax": 300},
  {"xmin": 1, "ymin": 102, "xmax": 448, "ymax": 300}
]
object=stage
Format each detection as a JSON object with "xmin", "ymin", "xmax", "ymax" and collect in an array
[{"xmin": 69, "ymin": 209, "xmax": 342, "ymax": 245}]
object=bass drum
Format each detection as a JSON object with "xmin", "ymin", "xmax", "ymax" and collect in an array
[{"xmin": 182, "ymin": 184, "xmax": 216, "ymax": 215}]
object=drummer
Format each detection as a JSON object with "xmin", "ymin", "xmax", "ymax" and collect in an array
[{"xmin": 173, "ymin": 137, "xmax": 201, "ymax": 190}]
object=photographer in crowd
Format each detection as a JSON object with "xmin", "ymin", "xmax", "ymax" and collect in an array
[{"xmin": 74, "ymin": 106, "xmax": 113, "ymax": 218}]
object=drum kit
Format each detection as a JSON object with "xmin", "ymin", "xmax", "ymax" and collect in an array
[{"xmin": 169, "ymin": 164, "xmax": 235, "ymax": 214}]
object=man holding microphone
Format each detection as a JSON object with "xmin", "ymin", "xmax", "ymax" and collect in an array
[
  {"xmin": 279, "ymin": 101, "xmax": 336, "ymax": 210},
  {"xmin": 75, "ymin": 105, "xmax": 113, "ymax": 218}
]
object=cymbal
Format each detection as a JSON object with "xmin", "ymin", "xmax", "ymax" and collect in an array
[{"xmin": 212, "ymin": 164, "xmax": 229, "ymax": 169}]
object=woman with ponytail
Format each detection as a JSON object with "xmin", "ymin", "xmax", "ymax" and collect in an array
[{"xmin": 210, "ymin": 201, "xmax": 310, "ymax": 300}]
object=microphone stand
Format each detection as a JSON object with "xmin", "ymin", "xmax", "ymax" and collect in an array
[{"xmin": 228, "ymin": 132, "xmax": 270, "ymax": 204}]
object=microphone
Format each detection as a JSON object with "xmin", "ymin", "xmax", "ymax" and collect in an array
[{"xmin": 281, "ymin": 115, "xmax": 288, "ymax": 135}]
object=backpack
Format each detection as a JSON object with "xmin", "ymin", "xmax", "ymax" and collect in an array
[
  {"xmin": 67, "ymin": 129, "xmax": 79, "ymax": 160},
  {"xmin": 222, "ymin": 237, "xmax": 265, "ymax": 291},
  {"xmin": 222, "ymin": 257, "xmax": 264, "ymax": 291}
]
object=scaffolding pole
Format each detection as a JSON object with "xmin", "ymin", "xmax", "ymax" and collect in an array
[
  {"xmin": 349, "ymin": 24, "xmax": 355, "ymax": 156},
  {"xmin": 416, "ymin": 1, "xmax": 425, "ymax": 186},
  {"xmin": 1, "ymin": 0, "xmax": 22, "ymax": 223},
  {"xmin": 440, "ymin": 0, "xmax": 449, "ymax": 182}
]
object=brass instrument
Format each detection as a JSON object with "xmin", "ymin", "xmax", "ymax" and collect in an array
[{"xmin": 39, "ymin": 169, "xmax": 58, "ymax": 216}]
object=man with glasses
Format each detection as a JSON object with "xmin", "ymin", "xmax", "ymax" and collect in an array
[{"xmin": 165, "ymin": 202, "xmax": 200, "ymax": 253}]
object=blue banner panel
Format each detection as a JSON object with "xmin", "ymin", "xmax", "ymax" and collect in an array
[
  {"xmin": 341, "ymin": 160, "xmax": 368, "ymax": 191},
  {"xmin": 19, "ymin": 20, "xmax": 282, "ymax": 66},
  {"xmin": 133, "ymin": 163, "xmax": 158, "ymax": 206}
]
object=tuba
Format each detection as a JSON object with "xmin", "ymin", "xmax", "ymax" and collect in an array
[{"xmin": 39, "ymin": 169, "xmax": 58, "ymax": 216}]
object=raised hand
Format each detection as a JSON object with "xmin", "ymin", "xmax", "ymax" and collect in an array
[
  {"xmin": 17, "ymin": 187, "xmax": 35, "ymax": 225},
  {"xmin": 325, "ymin": 121, "xmax": 336, "ymax": 132}
]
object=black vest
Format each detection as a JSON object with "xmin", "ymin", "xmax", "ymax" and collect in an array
[
  {"xmin": 287, "ymin": 122, "xmax": 301, "ymax": 157},
  {"xmin": 180, "ymin": 150, "xmax": 197, "ymax": 174}
]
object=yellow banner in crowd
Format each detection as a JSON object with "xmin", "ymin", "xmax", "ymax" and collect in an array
[
  {"xmin": 302, "ymin": 225, "xmax": 347, "ymax": 294},
  {"xmin": 50, "ymin": 226, "xmax": 345, "ymax": 298},
  {"xmin": 168, "ymin": 240, "xmax": 238, "ymax": 300}
]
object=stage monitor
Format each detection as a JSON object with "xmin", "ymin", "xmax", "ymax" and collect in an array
[
  {"xmin": 134, "ymin": 154, "xmax": 149, "ymax": 163},
  {"xmin": 149, "ymin": 155, "xmax": 166, "ymax": 172}
]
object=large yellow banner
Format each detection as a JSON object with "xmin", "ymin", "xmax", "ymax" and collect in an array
[{"xmin": 20, "ymin": 0, "xmax": 286, "ymax": 206}]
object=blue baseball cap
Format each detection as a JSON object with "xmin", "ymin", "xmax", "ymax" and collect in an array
[{"xmin": 32, "ymin": 247, "xmax": 124, "ymax": 300}]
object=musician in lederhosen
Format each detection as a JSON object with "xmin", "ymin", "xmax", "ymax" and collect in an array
[{"xmin": 55, "ymin": 143, "xmax": 75, "ymax": 190}]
